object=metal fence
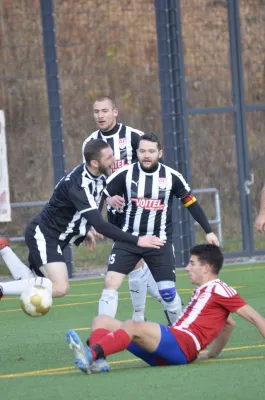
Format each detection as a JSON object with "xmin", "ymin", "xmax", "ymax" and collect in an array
[{"xmin": 1, "ymin": 0, "xmax": 265, "ymax": 276}]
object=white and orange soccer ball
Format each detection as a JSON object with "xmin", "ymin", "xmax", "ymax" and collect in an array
[{"xmin": 20, "ymin": 285, "xmax": 53, "ymax": 317}]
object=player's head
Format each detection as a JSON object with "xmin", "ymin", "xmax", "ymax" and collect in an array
[
  {"xmin": 93, "ymin": 95, "xmax": 118, "ymax": 132},
  {"xmin": 137, "ymin": 133, "xmax": 163, "ymax": 171},
  {"xmin": 186, "ymin": 244, "xmax": 224, "ymax": 285},
  {"xmin": 84, "ymin": 139, "xmax": 115, "ymax": 176}
]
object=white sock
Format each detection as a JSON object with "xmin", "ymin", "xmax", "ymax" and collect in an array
[
  {"xmin": 0, "ymin": 247, "xmax": 34, "ymax": 279},
  {"xmin": 142, "ymin": 263, "xmax": 162, "ymax": 302},
  {"xmin": 98, "ymin": 289, "xmax": 118, "ymax": 317},
  {"xmin": 128, "ymin": 267, "xmax": 147, "ymax": 321},
  {"xmin": 161, "ymin": 292, "xmax": 182, "ymax": 325},
  {"xmin": 1, "ymin": 277, "xmax": 52, "ymax": 296}
]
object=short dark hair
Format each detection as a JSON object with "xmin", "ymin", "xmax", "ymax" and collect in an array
[
  {"xmin": 93, "ymin": 95, "xmax": 116, "ymax": 109},
  {"xmin": 138, "ymin": 133, "xmax": 161, "ymax": 151},
  {"xmin": 190, "ymin": 244, "xmax": 224, "ymax": 275},
  {"xmin": 83, "ymin": 139, "xmax": 110, "ymax": 165}
]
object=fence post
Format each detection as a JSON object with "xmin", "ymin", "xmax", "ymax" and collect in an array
[
  {"xmin": 155, "ymin": 0, "xmax": 194, "ymax": 267},
  {"xmin": 39, "ymin": 0, "xmax": 73, "ymax": 277}
]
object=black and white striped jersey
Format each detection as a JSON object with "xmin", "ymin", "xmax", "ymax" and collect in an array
[
  {"xmin": 82, "ymin": 123, "xmax": 143, "ymax": 171},
  {"xmin": 39, "ymin": 164, "xmax": 106, "ymax": 244},
  {"xmin": 104, "ymin": 162, "xmax": 196, "ymax": 241}
]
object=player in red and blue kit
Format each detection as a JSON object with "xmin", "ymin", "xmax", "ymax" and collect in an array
[{"xmin": 66, "ymin": 243, "xmax": 265, "ymax": 373}]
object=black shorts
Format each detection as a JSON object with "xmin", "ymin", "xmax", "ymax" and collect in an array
[
  {"xmin": 107, "ymin": 209, "xmax": 125, "ymax": 229},
  {"xmin": 24, "ymin": 217, "xmax": 68, "ymax": 275},
  {"xmin": 107, "ymin": 241, "xmax": 176, "ymax": 282}
]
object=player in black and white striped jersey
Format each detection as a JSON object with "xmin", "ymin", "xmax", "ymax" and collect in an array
[
  {"xmin": 82, "ymin": 95, "xmax": 163, "ymax": 321},
  {"xmin": 99, "ymin": 133, "xmax": 220, "ymax": 326},
  {"xmin": 0, "ymin": 140, "xmax": 164, "ymax": 301}
]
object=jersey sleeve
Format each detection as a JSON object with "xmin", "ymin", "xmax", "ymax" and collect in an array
[
  {"xmin": 69, "ymin": 184, "xmax": 98, "ymax": 213},
  {"xmin": 213, "ymin": 282, "xmax": 247, "ymax": 312},
  {"xmin": 82, "ymin": 132, "xmax": 98, "ymax": 162},
  {"xmin": 214, "ymin": 294, "xmax": 247, "ymax": 312},
  {"xmin": 171, "ymin": 171, "xmax": 194, "ymax": 203},
  {"xmin": 130, "ymin": 131, "xmax": 143, "ymax": 162}
]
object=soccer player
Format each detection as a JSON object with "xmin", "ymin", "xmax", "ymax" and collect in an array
[
  {"xmin": 95, "ymin": 133, "xmax": 219, "ymax": 325},
  {"xmin": 0, "ymin": 139, "xmax": 164, "ymax": 300},
  {"xmin": 82, "ymin": 95, "xmax": 162, "ymax": 321},
  {"xmin": 255, "ymin": 182, "xmax": 265, "ymax": 232},
  {"xmin": 66, "ymin": 243, "xmax": 265, "ymax": 373}
]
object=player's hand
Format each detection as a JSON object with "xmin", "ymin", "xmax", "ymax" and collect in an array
[
  {"xmin": 137, "ymin": 235, "xmax": 166, "ymax": 249},
  {"xmin": 206, "ymin": 232, "xmax": 220, "ymax": 246},
  {"xmin": 254, "ymin": 214, "xmax": 265, "ymax": 233},
  {"xmin": 90, "ymin": 226, "xmax": 104, "ymax": 240},
  {"xmin": 106, "ymin": 195, "xmax": 125, "ymax": 211},
  {"xmin": 84, "ymin": 230, "xmax": 96, "ymax": 252}
]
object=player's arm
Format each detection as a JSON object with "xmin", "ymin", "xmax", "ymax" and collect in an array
[
  {"xmin": 171, "ymin": 173, "xmax": 219, "ymax": 245},
  {"xmin": 103, "ymin": 168, "xmax": 127, "ymax": 210},
  {"xmin": 82, "ymin": 209, "xmax": 165, "ymax": 249},
  {"xmin": 236, "ymin": 304, "xmax": 265, "ymax": 338},
  {"xmin": 255, "ymin": 183, "xmax": 265, "ymax": 232},
  {"xmin": 197, "ymin": 316, "xmax": 236, "ymax": 360}
]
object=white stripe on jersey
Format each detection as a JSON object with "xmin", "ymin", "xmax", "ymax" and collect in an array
[
  {"xmin": 177, "ymin": 288, "xmax": 213, "ymax": 331},
  {"xmin": 168, "ymin": 166, "xmax": 191, "ymax": 192},
  {"xmin": 124, "ymin": 126, "xmax": 143, "ymax": 163},
  {"xmin": 59, "ymin": 211, "xmax": 82, "ymax": 241},
  {"xmin": 123, "ymin": 166, "xmax": 134, "ymax": 233},
  {"xmin": 213, "ymin": 281, "xmax": 237, "ymax": 297},
  {"xmin": 82, "ymin": 124, "xmax": 143, "ymax": 164},
  {"xmin": 69, "ymin": 217, "xmax": 87, "ymax": 244},
  {"xmin": 34, "ymin": 225, "xmax": 47, "ymax": 265},
  {"xmin": 81, "ymin": 168, "xmax": 102, "ymax": 209},
  {"xmin": 112, "ymin": 125, "xmax": 122, "ymax": 161},
  {"xmin": 125, "ymin": 128, "xmax": 132, "ymax": 163},
  {"xmin": 132, "ymin": 167, "xmax": 146, "ymax": 235},
  {"xmin": 146, "ymin": 168, "xmax": 159, "ymax": 236}
]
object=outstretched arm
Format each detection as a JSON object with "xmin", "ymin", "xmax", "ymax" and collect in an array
[
  {"xmin": 197, "ymin": 316, "xmax": 236, "ymax": 360},
  {"xmin": 82, "ymin": 209, "xmax": 165, "ymax": 249},
  {"xmin": 236, "ymin": 304, "xmax": 265, "ymax": 338},
  {"xmin": 186, "ymin": 202, "xmax": 219, "ymax": 246},
  {"xmin": 255, "ymin": 184, "xmax": 265, "ymax": 232}
]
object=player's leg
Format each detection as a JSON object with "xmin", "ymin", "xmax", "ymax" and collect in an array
[
  {"xmin": 24, "ymin": 220, "xmax": 68, "ymax": 297},
  {"xmin": 144, "ymin": 242, "xmax": 182, "ymax": 325},
  {"xmin": 0, "ymin": 235, "xmax": 34, "ymax": 279},
  {"xmin": 66, "ymin": 315, "xmax": 160, "ymax": 372},
  {"xmin": 143, "ymin": 262, "xmax": 162, "ymax": 301},
  {"xmin": 92, "ymin": 317, "xmax": 187, "ymax": 366},
  {"xmin": 98, "ymin": 242, "xmax": 141, "ymax": 317},
  {"xmin": 128, "ymin": 259, "xmax": 148, "ymax": 321},
  {"xmin": 0, "ymin": 275, "xmax": 52, "ymax": 296},
  {"xmin": 128, "ymin": 260, "xmax": 163, "ymax": 321},
  {"xmin": 39, "ymin": 262, "xmax": 69, "ymax": 297},
  {"xmin": 128, "ymin": 324, "xmax": 188, "ymax": 366},
  {"xmin": 106, "ymin": 211, "xmax": 148, "ymax": 320}
]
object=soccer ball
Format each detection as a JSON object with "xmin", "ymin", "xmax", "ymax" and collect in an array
[{"xmin": 20, "ymin": 285, "xmax": 53, "ymax": 317}]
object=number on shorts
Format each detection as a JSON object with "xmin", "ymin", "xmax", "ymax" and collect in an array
[{"xmin": 108, "ymin": 254, "xmax": 116, "ymax": 264}]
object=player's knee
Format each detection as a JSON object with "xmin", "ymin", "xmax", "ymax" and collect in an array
[
  {"xmin": 92, "ymin": 315, "xmax": 112, "ymax": 330},
  {"xmin": 122, "ymin": 319, "xmax": 139, "ymax": 335},
  {"xmin": 158, "ymin": 286, "xmax": 176, "ymax": 303},
  {"xmin": 104, "ymin": 272, "xmax": 124, "ymax": 290},
  {"xmin": 52, "ymin": 280, "xmax": 69, "ymax": 297}
]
